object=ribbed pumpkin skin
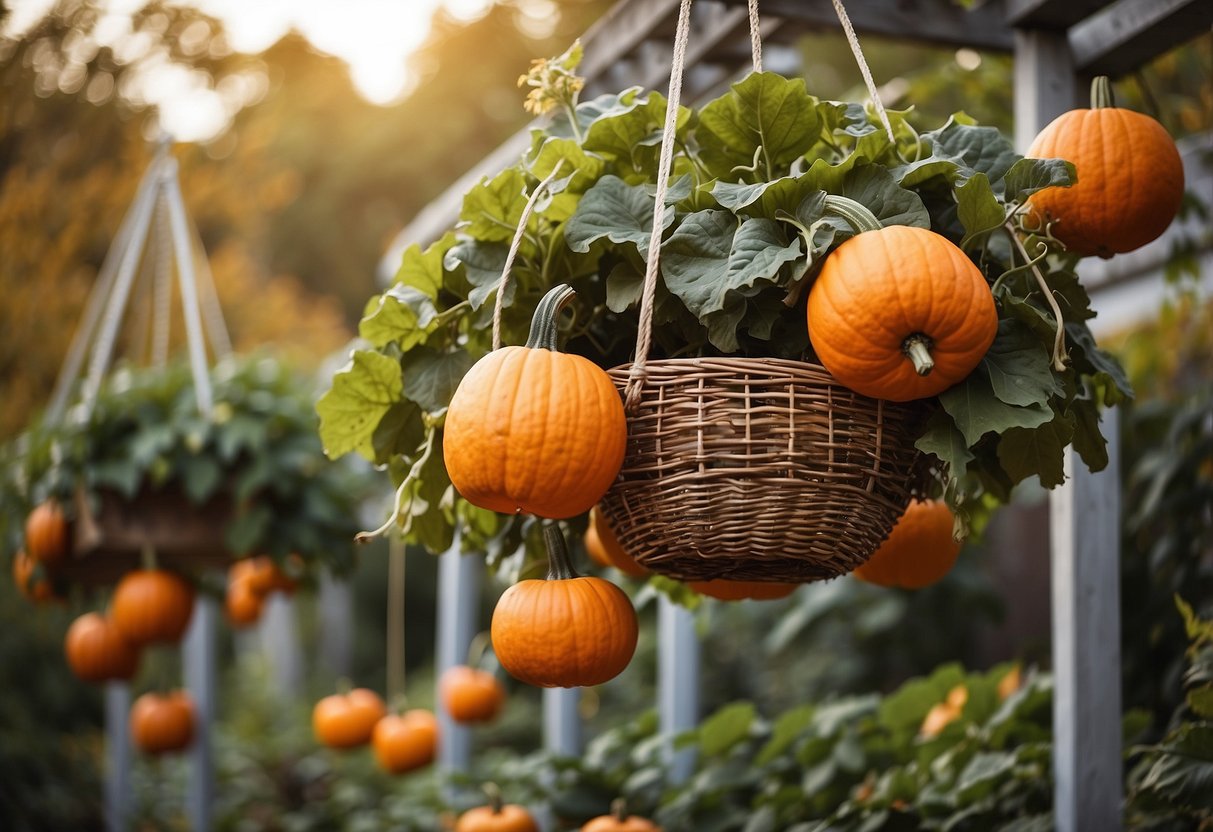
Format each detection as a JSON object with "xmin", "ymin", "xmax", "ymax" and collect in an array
[
  {"xmin": 807, "ymin": 225, "xmax": 997, "ymax": 402},
  {"xmin": 111, "ymin": 570, "xmax": 195, "ymax": 646},
  {"xmin": 455, "ymin": 804, "xmax": 540, "ymax": 832},
  {"xmin": 585, "ymin": 507, "xmax": 647, "ymax": 577},
  {"xmin": 491, "ymin": 576, "xmax": 638, "ymax": 688},
  {"xmin": 312, "ymin": 688, "xmax": 386, "ymax": 748},
  {"xmin": 130, "ymin": 691, "xmax": 194, "ymax": 755},
  {"xmin": 853, "ymin": 499, "xmax": 961, "ymax": 589},
  {"xmin": 439, "ymin": 666, "xmax": 506, "ymax": 724},
  {"xmin": 581, "ymin": 814, "xmax": 661, "ymax": 831},
  {"xmin": 25, "ymin": 500, "xmax": 68, "ymax": 563},
  {"xmin": 1027, "ymin": 107, "xmax": 1184, "ymax": 258},
  {"xmin": 64, "ymin": 612, "xmax": 140, "ymax": 682},
  {"xmin": 372, "ymin": 709, "xmax": 438, "ymax": 774},
  {"xmin": 689, "ymin": 579, "xmax": 798, "ymax": 601},
  {"xmin": 444, "ymin": 346, "xmax": 627, "ymax": 519}
]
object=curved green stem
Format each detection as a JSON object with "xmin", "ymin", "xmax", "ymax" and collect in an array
[
  {"xmin": 525, "ymin": 284, "xmax": 577, "ymax": 351},
  {"xmin": 483, "ymin": 782, "xmax": 504, "ymax": 814},
  {"xmin": 543, "ymin": 522, "xmax": 579, "ymax": 581},
  {"xmin": 1090, "ymin": 76, "xmax": 1114, "ymax": 109},
  {"xmin": 902, "ymin": 335, "xmax": 935, "ymax": 376},
  {"xmin": 355, "ymin": 426, "xmax": 439, "ymax": 543},
  {"xmin": 1004, "ymin": 221, "xmax": 1069, "ymax": 371},
  {"xmin": 823, "ymin": 195, "xmax": 882, "ymax": 234},
  {"xmin": 612, "ymin": 798, "xmax": 629, "ymax": 822}
]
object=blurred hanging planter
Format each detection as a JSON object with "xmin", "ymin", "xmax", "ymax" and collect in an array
[
  {"xmin": 318, "ymin": 9, "xmax": 1156, "ymax": 589},
  {"xmin": 1, "ymin": 144, "xmax": 363, "ymax": 590}
]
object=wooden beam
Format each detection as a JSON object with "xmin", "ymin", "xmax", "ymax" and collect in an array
[
  {"xmin": 1069, "ymin": 0, "xmax": 1213, "ymax": 77},
  {"xmin": 1006, "ymin": 0, "xmax": 1111, "ymax": 30},
  {"xmin": 104, "ymin": 682, "xmax": 132, "ymax": 832},
  {"xmin": 435, "ymin": 541, "xmax": 483, "ymax": 776},
  {"xmin": 184, "ymin": 593, "xmax": 218, "ymax": 832},
  {"xmin": 658, "ymin": 597, "xmax": 700, "ymax": 784}
]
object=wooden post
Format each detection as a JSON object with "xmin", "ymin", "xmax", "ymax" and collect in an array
[
  {"xmin": 259, "ymin": 593, "xmax": 303, "ymax": 695},
  {"xmin": 658, "ymin": 596, "xmax": 699, "ymax": 784},
  {"xmin": 317, "ymin": 571, "xmax": 353, "ymax": 678},
  {"xmin": 104, "ymin": 682, "xmax": 132, "ymax": 832},
  {"xmin": 435, "ymin": 540, "xmax": 482, "ymax": 774},
  {"xmin": 543, "ymin": 687, "xmax": 582, "ymax": 757},
  {"xmin": 183, "ymin": 592, "xmax": 218, "ymax": 832}
]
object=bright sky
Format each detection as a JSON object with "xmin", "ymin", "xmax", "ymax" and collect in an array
[{"xmin": 4, "ymin": 0, "xmax": 503, "ymax": 139}]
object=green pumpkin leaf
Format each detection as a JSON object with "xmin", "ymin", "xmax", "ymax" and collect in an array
[
  {"xmin": 921, "ymin": 118, "xmax": 1018, "ymax": 187},
  {"xmin": 956, "ymin": 752, "xmax": 1018, "ymax": 802},
  {"xmin": 359, "ymin": 285, "xmax": 439, "ymax": 349},
  {"xmin": 698, "ymin": 701, "xmax": 757, "ymax": 756},
  {"xmin": 444, "ymin": 239, "xmax": 511, "ymax": 311},
  {"xmin": 1064, "ymin": 324, "xmax": 1133, "ymax": 405},
  {"xmin": 1047, "ymin": 270, "xmax": 1096, "ymax": 322},
  {"xmin": 1002, "ymin": 157, "xmax": 1076, "ymax": 204},
  {"xmin": 996, "ymin": 411, "xmax": 1074, "ymax": 488},
  {"xmin": 711, "ymin": 176, "xmax": 826, "ymax": 221},
  {"xmin": 528, "ymin": 136, "xmax": 604, "ymax": 193},
  {"xmin": 402, "ymin": 348, "xmax": 475, "ymax": 413},
  {"xmin": 756, "ymin": 704, "xmax": 816, "ymax": 766},
  {"xmin": 372, "ymin": 400, "xmax": 425, "ymax": 466},
  {"xmin": 891, "ymin": 156, "xmax": 963, "ymax": 189},
  {"xmin": 459, "ymin": 168, "xmax": 529, "ymax": 242},
  {"xmin": 392, "ymin": 233, "xmax": 456, "ymax": 299},
  {"xmin": 1069, "ymin": 393, "xmax": 1109, "ymax": 473},
  {"xmin": 956, "ymin": 173, "xmax": 1006, "ymax": 245},
  {"xmin": 698, "ymin": 72, "xmax": 821, "ymax": 179},
  {"xmin": 566, "ymin": 175, "xmax": 674, "ymax": 256},
  {"xmin": 605, "ymin": 260, "xmax": 645, "ymax": 313},
  {"xmin": 915, "ymin": 409, "xmax": 976, "ymax": 474},
  {"xmin": 316, "ymin": 350, "xmax": 404, "ymax": 460},
  {"xmin": 1134, "ymin": 723, "xmax": 1213, "ymax": 811},
  {"xmin": 805, "ymin": 161, "xmax": 930, "ymax": 229},
  {"xmin": 981, "ymin": 319, "xmax": 1062, "ymax": 407},
  {"xmin": 225, "ymin": 504, "xmax": 272, "ymax": 556},
  {"xmin": 661, "ymin": 212, "xmax": 802, "ymax": 352},
  {"xmin": 939, "ymin": 370, "xmax": 1054, "ymax": 446},
  {"xmin": 180, "ymin": 455, "xmax": 223, "ymax": 503}
]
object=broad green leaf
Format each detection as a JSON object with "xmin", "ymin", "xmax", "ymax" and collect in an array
[
  {"xmin": 996, "ymin": 411, "xmax": 1074, "ymax": 488},
  {"xmin": 459, "ymin": 168, "xmax": 529, "ymax": 242},
  {"xmin": 879, "ymin": 663, "xmax": 966, "ymax": 731},
  {"xmin": 359, "ymin": 285, "xmax": 439, "ymax": 349},
  {"xmin": 981, "ymin": 319, "xmax": 1062, "ymax": 407},
  {"xmin": 226, "ymin": 504, "xmax": 272, "ymax": 556},
  {"xmin": 372, "ymin": 400, "xmax": 424, "ymax": 465},
  {"xmin": 1069, "ymin": 394, "xmax": 1109, "ymax": 473},
  {"xmin": 698, "ymin": 701, "xmax": 756, "ymax": 756},
  {"xmin": 915, "ymin": 409, "xmax": 976, "ymax": 474},
  {"xmin": 1002, "ymin": 157, "xmax": 1076, "ymax": 204},
  {"xmin": 1065, "ymin": 324, "xmax": 1133, "ymax": 405},
  {"xmin": 710, "ymin": 176, "xmax": 823, "ymax": 220},
  {"xmin": 892, "ymin": 156, "xmax": 962, "ymax": 189},
  {"xmin": 316, "ymin": 351, "xmax": 404, "ymax": 460},
  {"xmin": 1047, "ymin": 269, "xmax": 1096, "ymax": 322},
  {"xmin": 1135, "ymin": 723, "xmax": 1213, "ymax": 811},
  {"xmin": 956, "ymin": 173, "xmax": 1006, "ymax": 244},
  {"xmin": 920, "ymin": 118, "xmax": 1018, "ymax": 187},
  {"xmin": 756, "ymin": 704, "xmax": 816, "ymax": 766},
  {"xmin": 392, "ymin": 233, "xmax": 455, "ymax": 299},
  {"xmin": 955, "ymin": 752, "xmax": 1017, "ymax": 802},
  {"xmin": 804, "ymin": 161, "xmax": 930, "ymax": 228},
  {"xmin": 939, "ymin": 370, "xmax": 1054, "ymax": 446},
  {"xmin": 91, "ymin": 459, "xmax": 141, "ymax": 498},
  {"xmin": 402, "ymin": 348, "xmax": 474, "ymax": 413},
  {"xmin": 181, "ymin": 455, "xmax": 223, "ymax": 503},
  {"xmin": 698, "ymin": 72, "xmax": 821, "ymax": 179},
  {"xmin": 566, "ymin": 175, "xmax": 674, "ymax": 256},
  {"xmin": 528, "ymin": 136, "xmax": 604, "ymax": 192},
  {"xmin": 444, "ymin": 239, "xmax": 511, "ymax": 310},
  {"xmin": 605, "ymin": 261, "xmax": 644, "ymax": 313}
]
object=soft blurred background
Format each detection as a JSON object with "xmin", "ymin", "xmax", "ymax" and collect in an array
[{"xmin": 0, "ymin": 0, "xmax": 1210, "ymax": 829}]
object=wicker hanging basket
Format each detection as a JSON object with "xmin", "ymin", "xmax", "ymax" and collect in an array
[{"xmin": 600, "ymin": 357, "xmax": 924, "ymax": 583}]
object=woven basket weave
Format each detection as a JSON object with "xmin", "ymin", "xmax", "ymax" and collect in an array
[{"xmin": 601, "ymin": 357, "xmax": 923, "ymax": 583}]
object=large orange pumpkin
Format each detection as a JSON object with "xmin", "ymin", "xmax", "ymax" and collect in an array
[
  {"xmin": 372, "ymin": 709, "xmax": 438, "ymax": 774},
  {"xmin": 12, "ymin": 550, "xmax": 58, "ymax": 603},
  {"xmin": 581, "ymin": 800, "xmax": 661, "ymax": 831},
  {"xmin": 130, "ymin": 690, "xmax": 194, "ymax": 755},
  {"xmin": 491, "ymin": 523, "xmax": 638, "ymax": 688},
  {"xmin": 444, "ymin": 284, "xmax": 627, "ymax": 519},
  {"xmin": 439, "ymin": 665, "xmax": 506, "ymax": 725},
  {"xmin": 585, "ymin": 507, "xmax": 647, "ymax": 578},
  {"xmin": 64, "ymin": 612, "xmax": 140, "ymax": 683},
  {"xmin": 111, "ymin": 569, "xmax": 195, "ymax": 646},
  {"xmin": 852, "ymin": 499, "xmax": 961, "ymax": 589},
  {"xmin": 689, "ymin": 579, "xmax": 798, "ymax": 601},
  {"xmin": 806, "ymin": 202, "xmax": 997, "ymax": 402},
  {"xmin": 1026, "ymin": 76, "xmax": 1184, "ymax": 259},
  {"xmin": 25, "ymin": 499, "xmax": 69, "ymax": 563},
  {"xmin": 312, "ymin": 688, "xmax": 386, "ymax": 748},
  {"xmin": 455, "ymin": 786, "xmax": 539, "ymax": 832}
]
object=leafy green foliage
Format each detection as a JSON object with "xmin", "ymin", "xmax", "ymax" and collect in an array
[{"xmin": 0, "ymin": 357, "xmax": 366, "ymax": 581}]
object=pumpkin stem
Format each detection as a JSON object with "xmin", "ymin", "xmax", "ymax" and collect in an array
[
  {"xmin": 140, "ymin": 545, "xmax": 158, "ymax": 572},
  {"xmin": 525, "ymin": 284, "xmax": 577, "ymax": 351},
  {"xmin": 902, "ymin": 334, "xmax": 935, "ymax": 377},
  {"xmin": 1090, "ymin": 76, "xmax": 1114, "ymax": 109},
  {"xmin": 482, "ymin": 782, "xmax": 504, "ymax": 815},
  {"xmin": 823, "ymin": 195, "xmax": 882, "ymax": 234},
  {"xmin": 611, "ymin": 798, "xmax": 629, "ymax": 822},
  {"xmin": 543, "ymin": 522, "xmax": 580, "ymax": 581}
]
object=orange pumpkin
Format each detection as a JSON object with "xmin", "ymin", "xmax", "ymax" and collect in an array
[
  {"xmin": 12, "ymin": 550, "xmax": 58, "ymax": 603},
  {"xmin": 312, "ymin": 687, "xmax": 386, "ymax": 748},
  {"xmin": 444, "ymin": 284, "xmax": 627, "ymax": 519},
  {"xmin": 440, "ymin": 665, "xmax": 506, "ymax": 725},
  {"xmin": 130, "ymin": 690, "xmax": 194, "ymax": 755},
  {"xmin": 1026, "ymin": 76, "xmax": 1184, "ymax": 259},
  {"xmin": 492, "ymin": 524, "xmax": 637, "ymax": 688},
  {"xmin": 111, "ymin": 569, "xmax": 195, "ymax": 646},
  {"xmin": 585, "ymin": 507, "xmax": 647, "ymax": 578},
  {"xmin": 64, "ymin": 612, "xmax": 140, "ymax": 683},
  {"xmin": 852, "ymin": 499, "xmax": 961, "ymax": 589},
  {"xmin": 231, "ymin": 556, "xmax": 296, "ymax": 596},
  {"xmin": 582, "ymin": 799, "xmax": 661, "ymax": 831},
  {"xmin": 225, "ymin": 576, "xmax": 263, "ymax": 628},
  {"xmin": 689, "ymin": 579, "xmax": 798, "ymax": 601},
  {"xmin": 455, "ymin": 786, "xmax": 539, "ymax": 832},
  {"xmin": 372, "ymin": 709, "xmax": 438, "ymax": 774},
  {"xmin": 25, "ymin": 499, "xmax": 69, "ymax": 563},
  {"xmin": 806, "ymin": 202, "xmax": 997, "ymax": 402}
]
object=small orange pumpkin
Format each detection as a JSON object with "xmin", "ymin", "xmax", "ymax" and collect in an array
[
  {"xmin": 372, "ymin": 708, "xmax": 439, "ymax": 774},
  {"xmin": 25, "ymin": 499, "xmax": 69, "ymax": 563},
  {"xmin": 491, "ymin": 523, "xmax": 638, "ymax": 688},
  {"xmin": 807, "ymin": 200, "xmax": 997, "ymax": 402},
  {"xmin": 585, "ymin": 507, "xmax": 647, "ymax": 578},
  {"xmin": 455, "ymin": 785, "xmax": 539, "ymax": 832},
  {"xmin": 111, "ymin": 569, "xmax": 195, "ymax": 646},
  {"xmin": 852, "ymin": 499, "xmax": 961, "ymax": 589},
  {"xmin": 444, "ymin": 284, "xmax": 627, "ymax": 519},
  {"xmin": 312, "ymin": 687, "xmax": 386, "ymax": 748},
  {"xmin": 1026, "ymin": 76, "xmax": 1184, "ymax": 259},
  {"xmin": 582, "ymin": 799, "xmax": 661, "ymax": 831},
  {"xmin": 225, "ymin": 576, "xmax": 263, "ymax": 628},
  {"xmin": 231, "ymin": 556, "xmax": 296, "ymax": 596},
  {"xmin": 689, "ymin": 579, "xmax": 798, "ymax": 601},
  {"xmin": 440, "ymin": 665, "xmax": 506, "ymax": 725},
  {"xmin": 12, "ymin": 550, "xmax": 58, "ymax": 603},
  {"xmin": 130, "ymin": 690, "xmax": 194, "ymax": 755},
  {"xmin": 64, "ymin": 612, "xmax": 140, "ymax": 683}
]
